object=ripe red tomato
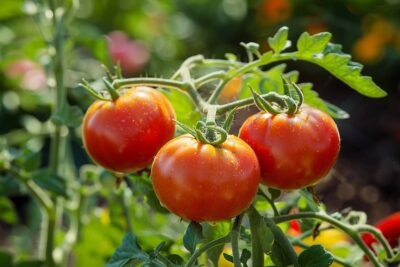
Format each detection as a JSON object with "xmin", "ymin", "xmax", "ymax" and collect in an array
[
  {"xmin": 151, "ymin": 134, "xmax": 260, "ymax": 222},
  {"xmin": 239, "ymin": 105, "xmax": 340, "ymax": 190},
  {"xmin": 82, "ymin": 86, "xmax": 175, "ymax": 173}
]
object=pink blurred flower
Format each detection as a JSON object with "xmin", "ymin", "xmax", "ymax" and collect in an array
[
  {"xmin": 5, "ymin": 59, "xmax": 47, "ymax": 91},
  {"xmin": 107, "ymin": 31, "xmax": 150, "ymax": 75}
]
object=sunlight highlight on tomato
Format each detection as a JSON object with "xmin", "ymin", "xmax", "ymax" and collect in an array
[
  {"xmin": 151, "ymin": 134, "xmax": 260, "ymax": 222},
  {"xmin": 83, "ymin": 86, "xmax": 175, "ymax": 174},
  {"xmin": 239, "ymin": 105, "xmax": 340, "ymax": 190}
]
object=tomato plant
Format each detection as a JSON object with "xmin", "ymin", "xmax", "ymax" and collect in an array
[
  {"xmin": 239, "ymin": 105, "xmax": 340, "ymax": 190},
  {"xmin": 82, "ymin": 86, "xmax": 175, "ymax": 174},
  {"xmin": 1, "ymin": 0, "xmax": 398, "ymax": 265},
  {"xmin": 151, "ymin": 134, "xmax": 260, "ymax": 222},
  {"xmin": 363, "ymin": 212, "xmax": 400, "ymax": 248}
]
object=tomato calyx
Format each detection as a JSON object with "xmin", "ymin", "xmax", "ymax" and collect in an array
[
  {"xmin": 79, "ymin": 65, "xmax": 122, "ymax": 101},
  {"xmin": 250, "ymin": 77, "xmax": 304, "ymax": 115},
  {"xmin": 176, "ymin": 106, "xmax": 237, "ymax": 146}
]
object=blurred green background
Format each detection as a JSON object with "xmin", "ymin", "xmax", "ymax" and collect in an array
[{"xmin": 0, "ymin": 0, "xmax": 399, "ymax": 266}]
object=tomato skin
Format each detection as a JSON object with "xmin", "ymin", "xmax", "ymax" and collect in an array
[
  {"xmin": 362, "ymin": 212, "xmax": 400, "ymax": 248},
  {"xmin": 151, "ymin": 134, "xmax": 260, "ymax": 222},
  {"xmin": 239, "ymin": 106, "xmax": 340, "ymax": 190},
  {"xmin": 82, "ymin": 87, "xmax": 175, "ymax": 173}
]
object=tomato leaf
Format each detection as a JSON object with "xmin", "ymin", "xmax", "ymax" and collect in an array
[
  {"xmin": 268, "ymin": 26, "xmax": 291, "ymax": 54},
  {"xmin": 271, "ymin": 242, "xmax": 293, "ymax": 267},
  {"xmin": 299, "ymin": 83, "xmax": 349, "ymax": 119},
  {"xmin": 183, "ymin": 221, "xmax": 204, "ymax": 254},
  {"xmin": 32, "ymin": 170, "xmax": 68, "ymax": 198},
  {"xmin": 240, "ymin": 248, "xmax": 251, "ymax": 267},
  {"xmin": 162, "ymin": 88, "xmax": 201, "ymax": 128},
  {"xmin": 166, "ymin": 254, "xmax": 184, "ymax": 265},
  {"xmin": 268, "ymin": 188, "xmax": 281, "ymax": 201},
  {"xmin": 51, "ymin": 104, "xmax": 83, "ymax": 127},
  {"xmin": 297, "ymin": 32, "xmax": 332, "ymax": 56},
  {"xmin": 298, "ymin": 245, "xmax": 334, "ymax": 267},
  {"xmin": 105, "ymin": 233, "xmax": 148, "ymax": 267},
  {"xmin": 248, "ymin": 206, "xmax": 274, "ymax": 254},
  {"xmin": 295, "ymin": 48, "xmax": 386, "ymax": 98},
  {"xmin": 203, "ymin": 222, "xmax": 230, "ymax": 265}
]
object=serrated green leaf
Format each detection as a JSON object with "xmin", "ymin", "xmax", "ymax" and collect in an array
[
  {"xmin": 105, "ymin": 233, "xmax": 148, "ymax": 267},
  {"xmin": 297, "ymin": 50, "xmax": 386, "ymax": 98},
  {"xmin": 268, "ymin": 26, "xmax": 291, "ymax": 53},
  {"xmin": 299, "ymin": 83, "xmax": 349, "ymax": 119},
  {"xmin": 162, "ymin": 88, "xmax": 201, "ymax": 128},
  {"xmin": 32, "ymin": 170, "xmax": 68, "ymax": 198},
  {"xmin": 183, "ymin": 222, "xmax": 204, "ymax": 254},
  {"xmin": 297, "ymin": 32, "xmax": 332, "ymax": 56},
  {"xmin": 298, "ymin": 245, "xmax": 334, "ymax": 267},
  {"xmin": 51, "ymin": 104, "xmax": 83, "ymax": 127}
]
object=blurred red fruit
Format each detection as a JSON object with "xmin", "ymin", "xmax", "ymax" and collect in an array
[
  {"xmin": 107, "ymin": 31, "xmax": 150, "ymax": 76},
  {"xmin": 362, "ymin": 212, "xmax": 400, "ymax": 248},
  {"xmin": 5, "ymin": 59, "xmax": 47, "ymax": 91}
]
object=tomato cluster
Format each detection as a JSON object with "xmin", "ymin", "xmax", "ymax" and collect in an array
[{"xmin": 82, "ymin": 83, "xmax": 340, "ymax": 222}]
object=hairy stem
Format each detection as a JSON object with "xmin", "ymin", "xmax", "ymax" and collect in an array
[
  {"xmin": 231, "ymin": 214, "xmax": 244, "ymax": 267},
  {"xmin": 184, "ymin": 235, "xmax": 230, "ymax": 267},
  {"xmin": 273, "ymin": 212, "xmax": 384, "ymax": 267}
]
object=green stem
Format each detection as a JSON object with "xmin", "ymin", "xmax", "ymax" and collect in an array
[
  {"xmin": 184, "ymin": 235, "xmax": 230, "ymax": 267},
  {"xmin": 247, "ymin": 208, "xmax": 264, "ymax": 267},
  {"xmin": 47, "ymin": 2, "xmax": 67, "ymax": 266},
  {"xmin": 194, "ymin": 70, "xmax": 226, "ymax": 88},
  {"xmin": 7, "ymin": 166, "xmax": 53, "ymax": 212},
  {"xmin": 171, "ymin": 55, "xmax": 205, "ymax": 80},
  {"xmin": 121, "ymin": 187, "xmax": 133, "ymax": 234},
  {"xmin": 45, "ymin": 212, "xmax": 57, "ymax": 267},
  {"xmin": 273, "ymin": 212, "xmax": 384, "ymax": 267},
  {"xmin": 112, "ymin": 78, "xmax": 206, "ymax": 112},
  {"xmin": 355, "ymin": 225, "xmax": 394, "ymax": 259},
  {"xmin": 257, "ymin": 189, "xmax": 279, "ymax": 216},
  {"xmin": 231, "ymin": 214, "xmax": 244, "ymax": 267},
  {"xmin": 156, "ymin": 253, "xmax": 175, "ymax": 267}
]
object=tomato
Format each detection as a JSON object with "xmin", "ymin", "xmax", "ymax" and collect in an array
[
  {"xmin": 218, "ymin": 77, "xmax": 242, "ymax": 104},
  {"xmin": 151, "ymin": 134, "xmax": 260, "ymax": 222},
  {"xmin": 239, "ymin": 105, "xmax": 340, "ymax": 190},
  {"xmin": 107, "ymin": 31, "xmax": 150, "ymax": 75},
  {"xmin": 218, "ymin": 247, "xmax": 233, "ymax": 267},
  {"xmin": 82, "ymin": 86, "xmax": 175, "ymax": 173},
  {"xmin": 362, "ymin": 212, "xmax": 400, "ymax": 248}
]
